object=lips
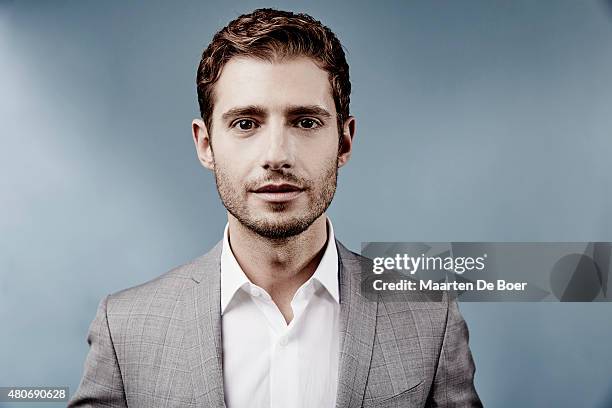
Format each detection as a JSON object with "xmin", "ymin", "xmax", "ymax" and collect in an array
[
  {"xmin": 253, "ymin": 183, "xmax": 302, "ymax": 193},
  {"xmin": 251, "ymin": 183, "xmax": 305, "ymax": 203}
]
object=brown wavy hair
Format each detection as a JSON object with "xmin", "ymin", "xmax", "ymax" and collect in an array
[{"xmin": 196, "ymin": 8, "xmax": 351, "ymax": 137}]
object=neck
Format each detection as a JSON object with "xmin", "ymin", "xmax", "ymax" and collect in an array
[{"xmin": 226, "ymin": 213, "xmax": 329, "ymax": 305}]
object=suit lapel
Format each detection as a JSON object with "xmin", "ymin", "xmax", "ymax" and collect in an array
[
  {"xmin": 184, "ymin": 241, "xmax": 226, "ymax": 408},
  {"xmin": 335, "ymin": 241, "xmax": 378, "ymax": 408}
]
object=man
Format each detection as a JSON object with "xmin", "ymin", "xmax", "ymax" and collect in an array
[{"xmin": 69, "ymin": 8, "xmax": 482, "ymax": 408}]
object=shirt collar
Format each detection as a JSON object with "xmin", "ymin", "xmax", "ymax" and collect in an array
[{"xmin": 220, "ymin": 218, "xmax": 339, "ymax": 314}]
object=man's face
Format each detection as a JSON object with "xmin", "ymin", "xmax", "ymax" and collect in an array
[{"xmin": 193, "ymin": 56, "xmax": 353, "ymax": 239}]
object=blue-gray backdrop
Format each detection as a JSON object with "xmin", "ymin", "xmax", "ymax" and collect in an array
[{"xmin": 1, "ymin": 1, "xmax": 612, "ymax": 407}]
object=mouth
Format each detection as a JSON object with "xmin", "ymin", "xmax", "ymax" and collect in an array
[{"xmin": 251, "ymin": 183, "xmax": 305, "ymax": 203}]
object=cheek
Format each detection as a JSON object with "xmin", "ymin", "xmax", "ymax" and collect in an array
[
  {"xmin": 310, "ymin": 138, "xmax": 339, "ymax": 162},
  {"xmin": 300, "ymin": 154, "xmax": 338, "ymax": 183},
  {"xmin": 213, "ymin": 144, "xmax": 248, "ymax": 174},
  {"xmin": 298, "ymin": 134, "xmax": 338, "ymax": 161},
  {"xmin": 214, "ymin": 156, "xmax": 245, "ymax": 185},
  {"xmin": 213, "ymin": 138, "xmax": 257, "ymax": 169}
]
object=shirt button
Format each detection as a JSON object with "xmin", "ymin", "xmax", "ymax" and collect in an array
[
  {"xmin": 250, "ymin": 287, "xmax": 260, "ymax": 297},
  {"xmin": 278, "ymin": 336, "xmax": 289, "ymax": 347}
]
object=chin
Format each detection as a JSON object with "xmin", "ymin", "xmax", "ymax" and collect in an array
[{"xmin": 242, "ymin": 214, "xmax": 317, "ymax": 239}]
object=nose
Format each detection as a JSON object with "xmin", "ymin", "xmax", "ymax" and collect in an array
[{"xmin": 261, "ymin": 122, "xmax": 293, "ymax": 171}]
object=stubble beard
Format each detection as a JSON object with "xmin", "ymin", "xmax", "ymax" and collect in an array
[{"xmin": 213, "ymin": 157, "xmax": 338, "ymax": 240}]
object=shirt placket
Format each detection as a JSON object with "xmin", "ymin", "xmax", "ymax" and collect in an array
[{"xmin": 248, "ymin": 281, "xmax": 317, "ymax": 408}]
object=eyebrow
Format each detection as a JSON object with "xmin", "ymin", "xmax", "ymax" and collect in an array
[
  {"xmin": 285, "ymin": 105, "xmax": 333, "ymax": 119},
  {"xmin": 221, "ymin": 105, "xmax": 266, "ymax": 122},
  {"xmin": 220, "ymin": 105, "xmax": 333, "ymax": 122}
]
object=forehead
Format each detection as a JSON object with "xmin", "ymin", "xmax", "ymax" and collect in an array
[{"xmin": 212, "ymin": 56, "xmax": 336, "ymax": 117}]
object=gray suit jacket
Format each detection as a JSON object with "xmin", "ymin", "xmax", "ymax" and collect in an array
[{"xmin": 69, "ymin": 240, "xmax": 482, "ymax": 407}]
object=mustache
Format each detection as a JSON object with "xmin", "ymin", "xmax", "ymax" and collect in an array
[{"xmin": 246, "ymin": 173, "xmax": 310, "ymax": 191}]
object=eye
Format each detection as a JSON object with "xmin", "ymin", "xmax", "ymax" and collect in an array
[
  {"xmin": 232, "ymin": 119, "xmax": 258, "ymax": 131},
  {"xmin": 296, "ymin": 118, "xmax": 321, "ymax": 129}
]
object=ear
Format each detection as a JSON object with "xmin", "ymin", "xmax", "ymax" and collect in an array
[
  {"xmin": 192, "ymin": 118, "xmax": 215, "ymax": 171},
  {"xmin": 338, "ymin": 116, "xmax": 356, "ymax": 168}
]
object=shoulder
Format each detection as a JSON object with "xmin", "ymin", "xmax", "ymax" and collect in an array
[
  {"xmin": 105, "ymin": 241, "xmax": 222, "ymax": 315},
  {"xmin": 338, "ymin": 241, "xmax": 449, "ymax": 306},
  {"xmin": 336, "ymin": 240, "xmax": 379, "ymax": 276},
  {"xmin": 106, "ymin": 262, "xmax": 193, "ymax": 309}
]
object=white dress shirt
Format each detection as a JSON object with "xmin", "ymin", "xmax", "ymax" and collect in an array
[{"xmin": 220, "ymin": 218, "xmax": 340, "ymax": 408}]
